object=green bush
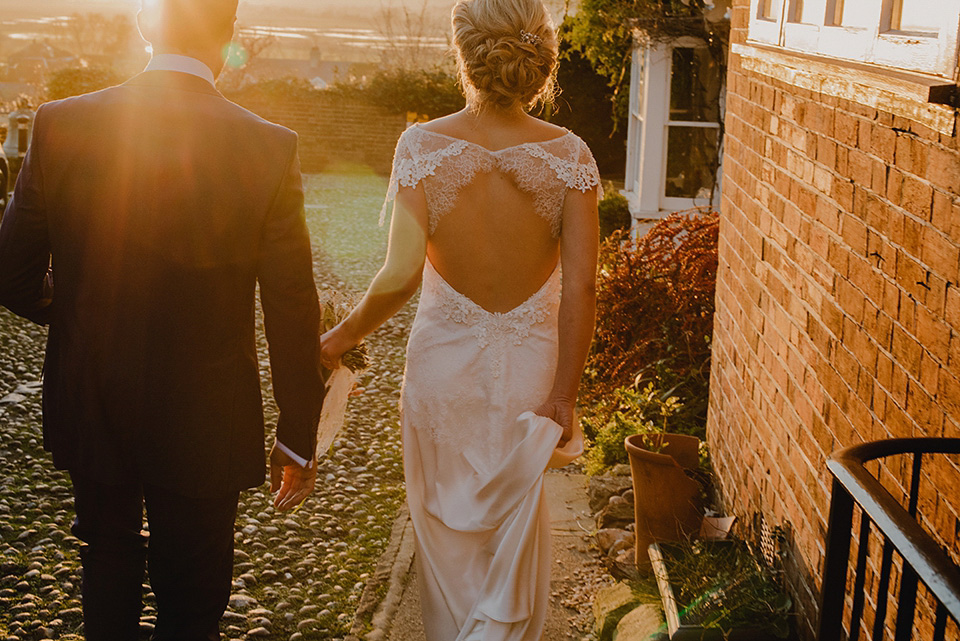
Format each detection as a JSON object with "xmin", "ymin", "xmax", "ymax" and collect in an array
[
  {"xmin": 224, "ymin": 77, "xmax": 322, "ymax": 103},
  {"xmin": 561, "ymin": 0, "xmax": 727, "ymax": 134},
  {"xmin": 584, "ymin": 382, "xmax": 682, "ymax": 475},
  {"xmin": 598, "ymin": 188, "xmax": 631, "ymax": 240},
  {"xmin": 330, "ymin": 68, "xmax": 465, "ymax": 120},
  {"xmin": 46, "ymin": 66, "xmax": 124, "ymax": 101},
  {"xmin": 632, "ymin": 354, "xmax": 711, "ymax": 440}
]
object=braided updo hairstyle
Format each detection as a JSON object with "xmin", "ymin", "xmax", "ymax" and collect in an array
[{"xmin": 452, "ymin": 0, "xmax": 558, "ymax": 112}]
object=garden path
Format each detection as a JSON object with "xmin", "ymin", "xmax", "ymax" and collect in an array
[{"xmin": 378, "ymin": 471, "xmax": 603, "ymax": 641}]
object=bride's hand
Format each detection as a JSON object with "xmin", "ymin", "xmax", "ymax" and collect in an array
[
  {"xmin": 318, "ymin": 326, "xmax": 355, "ymax": 371},
  {"xmin": 534, "ymin": 397, "xmax": 575, "ymax": 447}
]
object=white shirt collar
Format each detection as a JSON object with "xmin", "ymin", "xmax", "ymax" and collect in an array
[{"xmin": 144, "ymin": 54, "xmax": 216, "ymax": 87}]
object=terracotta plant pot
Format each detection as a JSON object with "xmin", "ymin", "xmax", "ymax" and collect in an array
[{"xmin": 624, "ymin": 433, "xmax": 703, "ymax": 570}]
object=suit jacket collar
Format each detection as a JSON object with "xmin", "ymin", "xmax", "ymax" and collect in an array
[
  {"xmin": 124, "ymin": 70, "xmax": 224, "ymax": 98},
  {"xmin": 144, "ymin": 54, "xmax": 216, "ymax": 85}
]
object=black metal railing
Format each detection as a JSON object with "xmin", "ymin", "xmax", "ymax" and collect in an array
[{"xmin": 818, "ymin": 438, "xmax": 960, "ymax": 641}]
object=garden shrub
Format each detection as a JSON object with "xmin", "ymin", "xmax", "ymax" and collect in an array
[
  {"xmin": 330, "ymin": 68, "xmax": 465, "ymax": 120},
  {"xmin": 584, "ymin": 382, "xmax": 682, "ymax": 474},
  {"xmin": 581, "ymin": 209, "xmax": 719, "ymax": 451},
  {"xmin": 225, "ymin": 77, "xmax": 322, "ymax": 103},
  {"xmin": 597, "ymin": 188, "xmax": 631, "ymax": 240},
  {"xmin": 46, "ymin": 66, "xmax": 125, "ymax": 101}
]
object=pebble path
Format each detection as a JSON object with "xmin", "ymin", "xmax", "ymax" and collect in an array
[{"xmin": 0, "ymin": 170, "xmax": 412, "ymax": 641}]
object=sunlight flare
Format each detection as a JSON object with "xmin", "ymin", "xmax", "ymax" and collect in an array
[{"xmin": 222, "ymin": 41, "xmax": 249, "ymax": 68}]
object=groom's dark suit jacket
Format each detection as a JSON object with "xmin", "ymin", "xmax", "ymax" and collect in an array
[{"xmin": 0, "ymin": 71, "xmax": 324, "ymax": 497}]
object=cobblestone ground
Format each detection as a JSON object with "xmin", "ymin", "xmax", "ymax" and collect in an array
[{"xmin": 0, "ymin": 169, "xmax": 411, "ymax": 641}]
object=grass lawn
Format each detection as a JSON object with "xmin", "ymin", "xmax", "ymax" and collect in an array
[{"xmin": 304, "ymin": 166, "xmax": 390, "ymax": 291}]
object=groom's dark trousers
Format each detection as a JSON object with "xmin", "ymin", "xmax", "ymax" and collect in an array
[{"xmin": 0, "ymin": 71, "xmax": 324, "ymax": 639}]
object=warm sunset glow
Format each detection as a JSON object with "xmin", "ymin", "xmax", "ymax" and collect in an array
[{"xmin": 222, "ymin": 41, "xmax": 249, "ymax": 68}]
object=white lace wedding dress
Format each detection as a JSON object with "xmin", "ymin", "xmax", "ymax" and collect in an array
[{"xmin": 382, "ymin": 124, "xmax": 601, "ymax": 641}]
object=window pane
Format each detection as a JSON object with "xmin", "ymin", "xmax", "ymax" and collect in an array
[
  {"xmin": 789, "ymin": 0, "xmax": 804, "ymax": 21},
  {"xmin": 825, "ymin": 0, "xmax": 842, "ymax": 25},
  {"xmin": 665, "ymin": 126, "xmax": 719, "ymax": 199},
  {"xmin": 891, "ymin": 0, "xmax": 939, "ymax": 33},
  {"xmin": 788, "ymin": 0, "xmax": 822, "ymax": 23},
  {"xmin": 826, "ymin": 0, "xmax": 872, "ymax": 27},
  {"xmin": 633, "ymin": 48, "xmax": 646, "ymax": 115},
  {"xmin": 758, "ymin": 0, "xmax": 777, "ymax": 19},
  {"xmin": 669, "ymin": 48, "xmax": 721, "ymax": 123}
]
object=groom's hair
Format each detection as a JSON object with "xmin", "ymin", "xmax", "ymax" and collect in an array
[{"xmin": 140, "ymin": 0, "xmax": 239, "ymax": 50}]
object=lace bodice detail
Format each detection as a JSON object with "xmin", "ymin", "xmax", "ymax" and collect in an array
[
  {"xmin": 422, "ymin": 260, "xmax": 560, "ymax": 369},
  {"xmin": 381, "ymin": 125, "xmax": 603, "ymax": 237}
]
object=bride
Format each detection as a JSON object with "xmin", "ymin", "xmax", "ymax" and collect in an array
[{"xmin": 319, "ymin": 0, "xmax": 601, "ymax": 638}]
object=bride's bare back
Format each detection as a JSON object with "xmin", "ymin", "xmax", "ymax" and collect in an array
[
  {"xmin": 383, "ymin": 111, "xmax": 602, "ymax": 313},
  {"xmin": 430, "ymin": 169, "xmax": 557, "ymax": 314}
]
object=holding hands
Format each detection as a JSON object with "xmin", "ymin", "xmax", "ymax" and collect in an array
[
  {"xmin": 318, "ymin": 326, "xmax": 354, "ymax": 372},
  {"xmin": 269, "ymin": 444, "xmax": 317, "ymax": 511}
]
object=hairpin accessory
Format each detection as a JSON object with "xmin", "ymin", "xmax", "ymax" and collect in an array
[{"xmin": 520, "ymin": 29, "xmax": 542, "ymax": 45}]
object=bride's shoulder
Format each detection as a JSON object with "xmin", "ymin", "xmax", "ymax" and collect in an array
[
  {"xmin": 520, "ymin": 120, "xmax": 594, "ymax": 160},
  {"xmin": 523, "ymin": 117, "xmax": 570, "ymax": 141},
  {"xmin": 415, "ymin": 112, "xmax": 468, "ymax": 137},
  {"xmin": 394, "ymin": 116, "xmax": 467, "ymax": 155}
]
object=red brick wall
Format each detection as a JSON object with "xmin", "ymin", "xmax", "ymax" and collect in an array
[
  {"xmin": 228, "ymin": 93, "xmax": 407, "ymax": 174},
  {"xmin": 708, "ymin": 1, "xmax": 960, "ymax": 637}
]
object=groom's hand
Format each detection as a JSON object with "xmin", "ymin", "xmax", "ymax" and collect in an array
[{"xmin": 269, "ymin": 445, "xmax": 316, "ymax": 511}]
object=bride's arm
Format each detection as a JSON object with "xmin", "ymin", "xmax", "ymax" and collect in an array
[
  {"xmin": 536, "ymin": 187, "xmax": 600, "ymax": 443},
  {"xmin": 319, "ymin": 185, "xmax": 428, "ymax": 367}
]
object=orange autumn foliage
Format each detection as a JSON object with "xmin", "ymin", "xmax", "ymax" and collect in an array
[{"xmin": 583, "ymin": 209, "xmax": 719, "ymax": 410}]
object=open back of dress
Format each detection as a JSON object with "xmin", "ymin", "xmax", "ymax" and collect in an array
[{"xmin": 385, "ymin": 124, "xmax": 600, "ymax": 641}]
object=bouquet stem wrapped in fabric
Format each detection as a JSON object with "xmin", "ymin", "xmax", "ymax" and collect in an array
[{"xmin": 317, "ymin": 291, "xmax": 369, "ymax": 458}]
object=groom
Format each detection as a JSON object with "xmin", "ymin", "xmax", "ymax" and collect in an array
[{"xmin": 0, "ymin": 0, "xmax": 324, "ymax": 638}]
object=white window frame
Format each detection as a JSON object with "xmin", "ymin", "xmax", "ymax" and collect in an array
[
  {"xmin": 624, "ymin": 47, "xmax": 645, "ymax": 200},
  {"xmin": 747, "ymin": 0, "xmax": 960, "ymax": 78},
  {"xmin": 623, "ymin": 38, "xmax": 722, "ymax": 220},
  {"xmin": 749, "ymin": 0, "xmax": 785, "ymax": 45}
]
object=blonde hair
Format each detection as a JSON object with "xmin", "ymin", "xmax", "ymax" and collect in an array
[{"xmin": 452, "ymin": 0, "xmax": 558, "ymax": 111}]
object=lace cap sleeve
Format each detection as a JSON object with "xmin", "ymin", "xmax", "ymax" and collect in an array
[
  {"xmin": 380, "ymin": 128, "xmax": 417, "ymax": 226},
  {"xmin": 572, "ymin": 137, "xmax": 604, "ymax": 200},
  {"xmin": 379, "ymin": 126, "xmax": 473, "ymax": 226}
]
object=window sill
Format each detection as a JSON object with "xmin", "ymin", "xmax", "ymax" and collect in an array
[
  {"xmin": 733, "ymin": 42, "xmax": 957, "ymax": 135},
  {"xmin": 621, "ymin": 189, "xmax": 668, "ymax": 219},
  {"xmin": 621, "ymin": 188, "xmax": 644, "ymax": 217}
]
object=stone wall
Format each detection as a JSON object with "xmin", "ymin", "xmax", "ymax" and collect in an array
[
  {"xmin": 708, "ymin": 2, "xmax": 960, "ymax": 638},
  {"xmin": 228, "ymin": 92, "xmax": 407, "ymax": 174}
]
